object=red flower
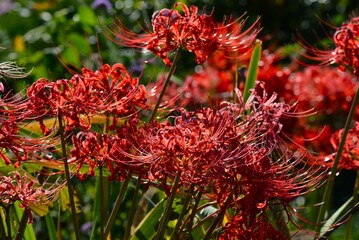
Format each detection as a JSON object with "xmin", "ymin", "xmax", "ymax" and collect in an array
[
  {"xmin": 0, "ymin": 120, "xmax": 53, "ymax": 167},
  {"xmin": 103, "ymin": 3, "xmax": 259, "ymax": 66},
  {"xmin": 118, "ymin": 84, "xmax": 324, "ymax": 208},
  {"xmin": 70, "ymin": 131, "xmax": 133, "ymax": 181},
  {"xmin": 25, "ymin": 64, "xmax": 147, "ymax": 133},
  {"xmin": 301, "ymin": 17, "xmax": 359, "ymax": 76},
  {"xmin": 0, "ymin": 171, "xmax": 64, "ymax": 223},
  {"xmin": 219, "ymin": 214, "xmax": 288, "ymax": 240},
  {"xmin": 327, "ymin": 121, "xmax": 359, "ymax": 170}
]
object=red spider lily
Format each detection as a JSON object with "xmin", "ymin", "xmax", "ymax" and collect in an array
[
  {"xmin": 146, "ymin": 73, "xmax": 189, "ymax": 113},
  {"xmin": 219, "ymin": 214, "xmax": 288, "ymax": 240},
  {"xmin": 323, "ymin": 121, "xmax": 359, "ymax": 170},
  {"xmin": 301, "ymin": 17, "xmax": 359, "ymax": 76},
  {"xmin": 0, "ymin": 120, "xmax": 28, "ymax": 166},
  {"xmin": 0, "ymin": 120, "xmax": 54, "ymax": 167},
  {"xmin": 288, "ymin": 66, "xmax": 358, "ymax": 116},
  {"xmin": 25, "ymin": 64, "xmax": 147, "ymax": 133},
  {"xmin": 69, "ymin": 131, "xmax": 133, "ymax": 181},
  {"xmin": 103, "ymin": 2, "xmax": 260, "ymax": 66},
  {"xmin": 116, "ymin": 84, "xmax": 324, "ymax": 209},
  {"xmin": 0, "ymin": 171, "xmax": 64, "ymax": 223}
]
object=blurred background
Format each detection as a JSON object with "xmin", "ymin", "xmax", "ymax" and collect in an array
[
  {"xmin": 1, "ymin": 0, "xmax": 359, "ymax": 239},
  {"xmin": 1, "ymin": 0, "xmax": 359, "ymax": 87}
]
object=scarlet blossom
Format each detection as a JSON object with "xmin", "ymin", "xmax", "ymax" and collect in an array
[
  {"xmin": 0, "ymin": 120, "xmax": 53, "ymax": 167},
  {"xmin": 118, "ymin": 84, "xmax": 324, "ymax": 210},
  {"xmin": 25, "ymin": 64, "xmax": 147, "ymax": 133},
  {"xmin": 103, "ymin": 2, "xmax": 260, "ymax": 66},
  {"xmin": 0, "ymin": 171, "xmax": 64, "ymax": 223},
  {"xmin": 69, "ymin": 131, "xmax": 133, "ymax": 181},
  {"xmin": 323, "ymin": 121, "xmax": 359, "ymax": 170},
  {"xmin": 301, "ymin": 16, "xmax": 359, "ymax": 76},
  {"xmin": 219, "ymin": 214, "xmax": 288, "ymax": 240}
]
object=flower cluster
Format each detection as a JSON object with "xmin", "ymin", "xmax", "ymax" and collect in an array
[
  {"xmin": 0, "ymin": 171, "xmax": 63, "ymax": 223},
  {"xmin": 104, "ymin": 3, "xmax": 259, "ymax": 66},
  {"xmin": 116, "ymin": 85, "xmax": 323, "ymax": 236},
  {"xmin": 327, "ymin": 121, "xmax": 359, "ymax": 169},
  {"xmin": 301, "ymin": 16, "xmax": 359, "ymax": 76},
  {"xmin": 25, "ymin": 63, "xmax": 147, "ymax": 134}
]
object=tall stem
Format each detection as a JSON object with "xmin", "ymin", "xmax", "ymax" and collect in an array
[
  {"xmin": 5, "ymin": 207, "xmax": 11, "ymax": 240},
  {"xmin": 0, "ymin": 208, "xmax": 6, "ymax": 239},
  {"xmin": 104, "ymin": 176, "xmax": 130, "ymax": 239},
  {"xmin": 345, "ymin": 170, "xmax": 359, "ymax": 239},
  {"xmin": 185, "ymin": 191, "xmax": 202, "ymax": 231},
  {"xmin": 203, "ymin": 191, "xmax": 234, "ymax": 240},
  {"xmin": 154, "ymin": 172, "xmax": 181, "ymax": 240},
  {"xmin": 315, "ymin": 86, "xmax": 359, "ymax": 236},
  {"xmin": 123, "ymin": 178, "xmax": 142, "ymax": 240},
  {"xmin": 14, "ymin": 210, "xmax": 29, "ymax": 240},
  {"xmin": 149, "ymin": 48, "xmax": 181, "ymax": 122},
  {"xmin": 99, "ymin": 167, "xmax": 105, "ymax": 240},
  {"xmin": 170, "ymin": 185, "xmax": 194, "ymax": 240},
  {"xmin": 57, "ymin": 115, "xmax": 80, "ymax": 240}
]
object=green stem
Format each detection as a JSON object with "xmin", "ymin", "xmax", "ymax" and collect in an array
[
  {"xmin": 45, "ymin": 214, "xmax": 58, "ymax": 240},
  {"xmin": 57, "ymin": 202, "xmax": 62, "ymax": 240},
  {"xmin": 315, "ymin": 86, "xmax": 359, "ymax": 236},
  {"xmin": 203, "ymin": 191, "xmax": 234, "ymax": 240},
  {"xmin": 123, "ymin": 178, "xmax": 142, "ymax": 240},
  {"xmin": 5, "ymin": 207, "xmax": 11, "ymax": 240},
  {"xmin": 191, "ymin": 213, "xmax": 216, "ymax": 232},
  {"xmin": 170, "ymin": 185, "xmax": 194, "ymax": 240},
  {"xmin": 149, "ymin": 48, "xmax": 181, "ymax": 122},
  {"xmin": 243, "ymin": 39, "xmax": 262, "ymax": 104},
  {"xmin": 99, "ymin": 167, "xmax": 105, "ymax": 240},
  {"xmin": 185, "ymin": 191, "xmax": 202, "ymax": 231},
  {"xmin": 233, "ymin": 59, "xmax": 239, "ymax": 103},
  {"xmin": 104, "ymin": 176, "xmax": 131, "ymax": 239},
  {"xmin": 154, "ymin": 172, "xmax": 181, "ymax": 240},
  {"xmin": 0, "ymin": 207, "xmax": 6, "ymax": 239},
  {"xmin": 345, "ymin": 170, "xmax": 359, "ymax": 239},
  {"xmin": 57, "ymin": 115, "xmax": 81, "ymax": 240},
  {"xmin": 320, "ymin": 201, "xmax": 359, "ymax": 239},
  {"xmin": 14, "ymin": 209, "xmax": 28, "ymax": 240}
]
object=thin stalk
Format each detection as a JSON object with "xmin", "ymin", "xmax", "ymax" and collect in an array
[
  {"xmin": 45, "ymin": 214, "xmax": 57, "ymax": 240},
  {"xmin": 57, "ymin": 202, "xmax": 62, "ymax": 240},
  {"xmin": 0, "ymin": 208, "xmax": 6, "ymax": 239},
  {"xmin": 191, "ymin": 213, "xmax": 216, "ymax": 232},
  {"xmin": 96, "ymin": 116, "xmax": 110, "ymax": 240},
  {"xmin": 170, "ymin": 185, "xmax": 194, "ymax": 240},
  {"xmin": 5, "ymin": 207, "xmax": 11, "ymax": 240},
  {"xmin": 315, "ymin": 86, "xmax": 359, "ymax": 236},
  {"xmin": 57, "ymin": 115, "xmax": 80, "ymax": 240},
  {"xmin": 123, "ymin": 177, "xmax": 142, "ymax": 240},
  {"xmin": 345, "ymin": 170, "xmax": 359, "ymax": 239},
  {"xmin": 154, "ymin": 172, "xmax": 181, "ymax": 240},
  {"xmin": 233, "ymin": 58, "xmax": 239, "ymax": 103},
  {"xmin": 320, "ymin": 201, "xmax": 359, "ymax": 239},
  {"xmin": 149, "ymin": 48, "xmax": 181, "ymax": 122},
  {"xmin": 203, "ymin": 191, "xmax": 234, "ymax": 240},
  {"xmin": 99, "ymin": 167, "xmax": 105, "ymax": 240},
  {"xmin": 14, "ymin": 210, "xmax": 28, "ymax": 240},
  {"xmin": 185, "ymin": 191, "xmax": 202, "ymax": 231},
  {"xmin": 104, "ymin": 176, "xmax": 131, "ymax": 239},
  {"xmin": 243, "ymin": 39, "xmax": 262, "ymax": 104}
]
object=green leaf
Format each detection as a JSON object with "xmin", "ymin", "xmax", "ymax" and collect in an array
[
  {"xmin": 45, "ymin": 214, "xmax": 58, "ymax": 240},
  {"xmin": 78, "ymin": 6, "xmax": 97, "ymax": 26},
  {"xmin": 243, "ymin": 39, "xmax": 262, "ymax": 103},
  {"xmin": 319, "ymin": 196, "xmax": 353, "ymax": 237},
  {"xmin": 130, "ymin": 199, "xmax": 165, "ymax": 240},
  {"xmin": 28, "ymin": 204, "xmax": 49, "ymax": 217},
  {"xmin": 60, "ymin": 186, "xmax": 82, "ymax": 213}
]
